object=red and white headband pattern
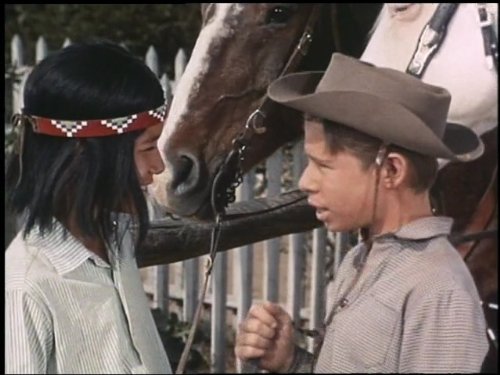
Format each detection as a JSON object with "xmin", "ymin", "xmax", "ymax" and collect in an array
[{"xmin": 25, "ymin": 103, "xmax": 167, "ymax": 138}]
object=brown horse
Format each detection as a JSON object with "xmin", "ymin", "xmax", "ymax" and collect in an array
[
  {"xmin": 151, "ymin": 3, "xmax": 497, "ymax": 372},
  {"xmin": 151, "ymin": 4, "xmax": 377, "ymax": 218}
]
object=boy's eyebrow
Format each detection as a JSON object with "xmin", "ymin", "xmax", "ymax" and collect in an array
[{"xmin": 306, "ymin": 153, "xmax": 332, "ymax": 165}]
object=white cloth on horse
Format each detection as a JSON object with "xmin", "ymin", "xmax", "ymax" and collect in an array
[{"xmin": 5, "ymin": 214, "xmax": 172, "ymax": 374}]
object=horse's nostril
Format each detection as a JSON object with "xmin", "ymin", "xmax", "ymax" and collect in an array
[
  {"xmin": 176, "ymin": 156, "xmax": 193, "ymax": 184},
  {"xmin": 171, "ymin": 153, "xmax": 201, "ymax": 196}
]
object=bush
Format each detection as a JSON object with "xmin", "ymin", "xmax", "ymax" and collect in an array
[{"xmin": 5, "ymin": 4, "xmax": 202, "ymax": 77}]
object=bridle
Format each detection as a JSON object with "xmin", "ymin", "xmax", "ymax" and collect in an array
[
  {"xmin": 174, "ymin": 5, "xmax": 323, "ymax": 373},
  {"xmin": 406, "ymin": 2, "xmax": 498, "ymax": 352},
  {"xmin": 210, "ymin": 4, "xmax": 324, "ymax": 215},
  {"xmin": 406, "ymin": 3, "xmax": 498, "ymax": 77}
]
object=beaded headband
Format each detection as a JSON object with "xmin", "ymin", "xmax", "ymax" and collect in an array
[{"xmin": 18, "ymin": 103, "xmax": 167, "ymax": 138}]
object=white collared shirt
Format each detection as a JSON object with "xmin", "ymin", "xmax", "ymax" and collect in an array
[{"xmin": 5, "ymin": 215, "xmax": 173, "ymax": 374}]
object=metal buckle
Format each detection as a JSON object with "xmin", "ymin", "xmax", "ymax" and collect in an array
[
  {"xmin": 407, "ymin": 24, "xmax": 439, "ymax": 76},
  {"xmin": 246, "ymin": 108, "xmax": 267, "ymax": 134}
]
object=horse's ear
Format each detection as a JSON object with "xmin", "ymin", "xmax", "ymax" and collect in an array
[{"xmin": 200, "ymin": 4, "xmax": 213, "ymax": 26}]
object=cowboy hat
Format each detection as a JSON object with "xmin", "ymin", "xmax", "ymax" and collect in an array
[{"xmin": 268, "ymin": 53, "xmax": 483, "ymax": 161}]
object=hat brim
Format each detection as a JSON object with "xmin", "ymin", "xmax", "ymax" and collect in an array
[{"xmin": 268, "ymin": 72, "xmax": 483, "ymax": 161}]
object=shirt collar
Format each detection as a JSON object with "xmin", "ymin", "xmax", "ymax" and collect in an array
[
  {"xmin": 25, "ymin": 213, "xmax": 136, "ymax": 275},
  {"xmin": 374, "ymin": 216, "xmax": 453, "ymax": 242}
]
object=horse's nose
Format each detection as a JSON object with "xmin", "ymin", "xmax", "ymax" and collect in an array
[{"xmin": 170, "ymin": 151, "xmax": 204, "ymax": 197}]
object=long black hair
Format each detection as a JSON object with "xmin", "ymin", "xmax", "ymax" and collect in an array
[{"xmin": 6, "ymin": 41, "xmax": 165, "ymax": 248}]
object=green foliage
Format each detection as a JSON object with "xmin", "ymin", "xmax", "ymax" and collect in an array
[{"xmin": 5, "ymin": 4, "xmax": 202, "ymax": 77}]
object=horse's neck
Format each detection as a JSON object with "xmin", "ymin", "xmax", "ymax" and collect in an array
[{"xmin": 362, "ymin": 3, "xmax": 498, "ymax": 145}]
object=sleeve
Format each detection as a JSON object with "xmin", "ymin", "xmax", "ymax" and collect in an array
[
  {"xmin": 5, "ymin": 289, "xmax": 54, "ymax": 374},
  {"xmin": 399, "ymin": 287, "xmax": 489, "ymax": 373},
  {"xmin": 286, "ymin": 345, "xmax": 315, "ymax": 373}
]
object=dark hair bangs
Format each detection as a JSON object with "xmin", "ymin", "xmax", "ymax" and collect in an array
[
  {"xmin": 6, "ymin": 41, "xmax": 164, "ymax": 249},
  {"xmin": 23, "ymin": 42, "xmax": 164, "ymax": 121}
]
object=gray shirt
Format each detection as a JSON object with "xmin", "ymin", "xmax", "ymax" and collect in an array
[
  {"xmin": 5, "ymin": 214, "xmax": 173, "ymax": 374},
  {"xmin": 290, "ymin": 216, "xmax": 488, "ymax": 373}
]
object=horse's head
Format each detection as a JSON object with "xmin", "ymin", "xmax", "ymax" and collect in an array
[
  {"xmin": 362, "ymin": 3, "xmax": 498, "ymax": 139},
  {"xmin": 152, "ymin": 4, "xmax": 333, "ymax": 220}
]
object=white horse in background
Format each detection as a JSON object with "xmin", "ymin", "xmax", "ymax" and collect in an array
[
  {"xmin": 361, "ymin": 4, "xmax": 498, "ymax": 371},
  {"xmin": 361, "ymin": 3, "xmax": 497, "ymax": 165}
]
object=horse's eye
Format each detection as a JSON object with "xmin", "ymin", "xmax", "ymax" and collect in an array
[{"xmin": 265, "ymin": 5, "xmax": 296, "ymax": 25}]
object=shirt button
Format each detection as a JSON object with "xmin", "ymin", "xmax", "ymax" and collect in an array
[{"xmin": 339, "ymin": 298, "xmax": 349, "ymax": 308}]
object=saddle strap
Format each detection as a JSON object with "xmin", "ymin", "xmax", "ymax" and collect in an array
[
  {"xmin": 406, "ymin": 3, "xmax": 459, "ymax": 78},
  {"xmin": 477, "ymin": 3, "xmax": 498, "ymax": 72}
]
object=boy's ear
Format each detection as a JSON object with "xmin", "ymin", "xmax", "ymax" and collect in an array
[{"xmin": 383, "ymin": 152, "xmax": 408, "ymax": 188}]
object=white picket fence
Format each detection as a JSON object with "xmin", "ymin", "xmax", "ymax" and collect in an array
[{"xmin": 7, "ymin": 35, "xmax": 352, "ymax": 373}]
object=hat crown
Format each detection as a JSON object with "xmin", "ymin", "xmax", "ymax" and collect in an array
[
  {"xmin": 267, "ymin": 52, "xmax": 483, "ymax": 161},
  {"xmin": 316, "ymin": 54, "xmax": 451, "ymax": 139}
]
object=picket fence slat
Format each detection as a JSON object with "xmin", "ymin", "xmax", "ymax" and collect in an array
[
  {"xmin": 161, "ymin": 74, "xmax": 173, "ymax": 103},
  {"xmin": 263, "ymin": 150, "xmax": 283, "ymax": 302},
  {"xmin": 309, "ymin": 226, "xmax": 327, "ymax": 351},
  {"xmin": 211, "ymin": 250, "xmax": 228, "ymax": 373},
  {"xmin": 11, "ymin": 34, "xmax": 24, "ymax": 67},
  {"xmin": 62, "ymin": 38, "xmax": 72, "ymax": 48},
  {"xmin": 183, "ymin": 258, "xmax": 199, "ymax": 322},
  {"xmin": 146, "ymin": 45, "xmax": 160, "ymax": 77},
  {"xmin": 234, "ymin": 172, "xmax": 255, "ymax": 373},
  {"xmin": 36, "ymin": 36, "xmax": 48, "ymax": 63},
  {"xmin": 11, "ymin": 35, "xmax": 24, "ymax": 117},
  {"xmin": 173, "ymin": 48, "xmax": 187, "ymax": 92}
]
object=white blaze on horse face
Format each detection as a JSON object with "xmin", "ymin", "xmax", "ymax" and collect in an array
[
  {"xmin": 152, "ymin": 4, "xmax": 244, "ymax": 207},
  {"xmin": 362, "ymin": 3, "xmax": 498, "ymax": 168},
  {"xmin": 157, "ymin": 4, "xmax": 244, "ymax": 150}
]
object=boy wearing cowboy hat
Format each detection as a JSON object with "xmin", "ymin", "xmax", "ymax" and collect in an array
[{"xmin": 235, "ymin": 53, "xmax": 488, "ymax": 373}]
